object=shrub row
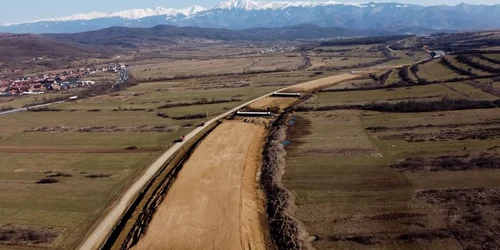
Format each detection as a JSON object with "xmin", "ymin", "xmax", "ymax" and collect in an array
[
  {"xmin": 475, "ymin": 54, "xmax": 500, "ymax": 65},
  {"xmin": 27, "ymin": 107, "xmax": 62, "ymax": 112},
  {"xmin": 171, "ymin": 113, "xmax": 207, "ymax": 120},
  {"xmin": 456, "ymin": 55, "xmax": 500, "ymax": 74},
  {"xmin": 295, "ymin": 98, "xmax": 500, "ymax": 113},
  {"xmin": 440, "ymin": 57, "xmax": 479, "ymax": 77},
  {"xmin": 157, "ymin": 98, "xmax": 241, "ymax": 109}
]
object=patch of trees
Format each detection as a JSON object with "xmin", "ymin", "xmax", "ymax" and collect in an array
[
  {"xmin": 320, "ymin": 35, "xmax": 415, "ymax": 46},
  {"xmin": 364, "ymin": 98, "xmax": 499, "ymax": 112},
  {"xmin": 295, "ymin": 98, "xmax": 500, "ymax": 113},
  {"xmin": 440, "ymin": 57, "xmax": 479, "ymax": 77},
  {"xmin": 410, "ymin": 64, "xmax": 419, "ymax": 76},
  {"xmin": 398, "ymin": 66, "xmax": 416, "ymax": 85},
  {"xmin": 0, "ymin": 106, "xmax": 14, "ymax": 112},
  {"xmin": 36, "ymin": 178, "xmax": 59, "ymax": 184},
  {"xmin": 27, "ymin": 107, "xmax": 62, "ymax": 112},
  {"xmin": 456, "ymin": 55, "xmax": 500, "ymax": 74},
  {"xmin": 375, "ymin": 70, "xmax": 393, "ymax": 85}
]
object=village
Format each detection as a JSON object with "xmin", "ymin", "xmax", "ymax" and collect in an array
[{"xmin": 0, "ymin": 63, "xmax": 126, "ymax": 96}]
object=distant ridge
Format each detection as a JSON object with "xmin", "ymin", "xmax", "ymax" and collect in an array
[
  {"xmin": 42, "ymin": 24, "xmax": 395, "ymax": 46},
  {"xmin": 2, "ymin": 0, "xmax": 500, "ymax": 34}
]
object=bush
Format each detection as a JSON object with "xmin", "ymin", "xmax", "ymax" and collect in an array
[
  {"xmin": 171, "ymin": 113, "xmax": 207, "ymax": 120},
  {"xmin": 36, "ymin": 178, "xmax": 59, "ymax": 184},
  {"xmin": 28, "ymin": 107, "xmax": 62, "ymax": 112},
  {"xmin": 156, "ymin": 112, "xmax": 170, "ymax": 118},
  {"xmin": 46, "ymin": 172, "xmax": 72, "ymax": 178},
  {"xmin": 0, "ymin": 106, "xmax": 14, "ymax": 112},
  {"xmin": 86, "ymin": 174, "xmax": 112, "ymax": 179}
]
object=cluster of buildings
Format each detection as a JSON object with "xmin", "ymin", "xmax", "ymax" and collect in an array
[
  {"xmin": 0, "ymin": 63, "xmax": 126, "ymax": 96},
  {"xmin": 258, "ymin": 46, "xmax": 297, "ymax": 54}
]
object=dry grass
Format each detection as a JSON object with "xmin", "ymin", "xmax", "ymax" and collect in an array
[
  {"xmin": 131, "ymin": 55, "xmax": 303, "ymax": 81},
  {"xmin": 417, "ymin": 59, "xmax": 460, "ymax": 81}
]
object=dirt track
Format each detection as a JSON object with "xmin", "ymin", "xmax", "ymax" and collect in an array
[
  {"xmin": 248, "ymin": 97, "xmax": 299, "ymax": 110},
  {"xmin": 286, "ymin": 73, "xmax": 360, "ymax": 92},
  {"xmin": 132, "ymin": 121, "xmax": 271, "ymax": 250}
]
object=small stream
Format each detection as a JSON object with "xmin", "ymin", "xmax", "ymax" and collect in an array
[{"xmin": 280, "ymin": 115, "xmax": 296, "ymax": 147}]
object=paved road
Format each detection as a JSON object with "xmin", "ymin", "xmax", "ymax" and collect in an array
[
  {"xmin": 117, "ymin": 67, "xmax": 130, "ymax": 84},
  {"xmin": 0, "ymin": 101, "xmax": 65, "ymax": 116}
]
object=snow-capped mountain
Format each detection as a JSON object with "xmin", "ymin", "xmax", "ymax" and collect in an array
[
  {"xmin": 2, "ymin": 6, "xmax": 206, "ymax": 26},
  {"xmin": 2, "ymin": 0, "xmax": 500, "ymax": 34}
]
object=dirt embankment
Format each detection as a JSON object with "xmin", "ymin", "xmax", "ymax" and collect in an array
[
  {"xmin": 131, "ymin": 121, "xmax": 272, "ymax": 250},
  {"xmin": 260, "ymin": 115, "xmax": 312, "ymax": 250}
]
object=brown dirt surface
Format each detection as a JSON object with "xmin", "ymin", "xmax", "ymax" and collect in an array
[
  {"xmin": 248, "ymin": 97, "xmax": 299, "ymax": 110},
  {"xmin": 132, "ymin": 121, "xmax": 272, "ymax": 250},
  {"xmin": 417, "ymin": 188, "xmax": 500, "ymax": 250},
  {"xmin": 286, "ymin": 73, "xmax": 360, "ymax": 92}
]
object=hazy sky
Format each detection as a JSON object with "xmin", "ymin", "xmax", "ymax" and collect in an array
[{"xmin": 1, "ymin": 0, "xmax": 499, "ymax": 24}]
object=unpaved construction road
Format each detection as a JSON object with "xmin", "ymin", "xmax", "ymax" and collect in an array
[
  {"xmin": 248, "ymin": 97, "xmax": 299, "ymax": 110},
  {"xmin": 132, "ymin": 121, "xmax": 270, "ymax": 250},
  {"xmin": 78, "ymin": 72, "xmax": 363, "ymax": 250},
  {"xmin": 287, "ymin": 73, "xmax": 360, "ymax": 92}
]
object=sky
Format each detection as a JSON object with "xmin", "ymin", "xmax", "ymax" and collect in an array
[{"xmin": 1, "ymin": 0, "xmax": 499, "ymax": 24}]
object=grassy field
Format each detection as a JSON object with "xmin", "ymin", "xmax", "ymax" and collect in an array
[
  {"xmin": 131, "ymin": 55, "xmax": 304, "ymax": 81},
  {"xmin": 284, "ymin": 111, "xmax": 461, "ymax": 250},
  {"xmin": 0, "ymin": 68, "xmax": 299, "ymax": 249},
  {"xmin": 447, "ymin": 56, "xmax": 490, "ymax": 76},
  {"xmin": 417, "ymin": 59, "xmax": 460, "ymax": 81},
  {"xmin": 284, "ymin": 74, "xmax": 500, "ymax": 249},
  {"xmin": 0, "ymin": 92, "xmax": 70, "ymax": 109},
  {"xmin": 313, "ymin": 84, "xmax": 462, "ymax": 106},
  {"xmin": 0, "ymin": 106, "xmax": 193, "ymax": 249},
  {"xmin": 442, "ymin": 82, "xmax": 498, "ymax": 100},
  {"xmin": 380, "ymin": 50, "xmax": 429, "ymax": 67},
  {"xmin": 309, "ymin": 56, "xmax": 381, "ymax": 69}
]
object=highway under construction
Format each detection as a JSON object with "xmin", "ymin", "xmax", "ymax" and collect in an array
[{"xmin": 78, "ymin": 73, "xmax": 362, "ymax": 250}]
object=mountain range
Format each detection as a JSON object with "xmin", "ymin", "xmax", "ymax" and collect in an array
[{"xmin": 2, "ymin": 0, "xmax": 500, "ymax": 34}]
